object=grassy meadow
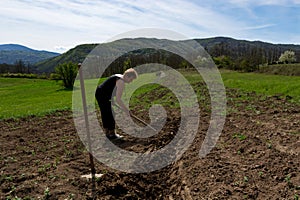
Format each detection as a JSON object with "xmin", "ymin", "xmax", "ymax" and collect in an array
[
  {"xmin": 221, "ymin": 70, "xmax": 300, "ymax": 103},
  {"xmin": 0, "ymin": 78, "xmax": 72, "ymax": 119},
  {"xmin": 1, "ymin": 70, "xmax": 299, "ymax": 119}
]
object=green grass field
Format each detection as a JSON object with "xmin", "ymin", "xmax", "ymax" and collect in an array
[
  {"xmin": 259, "ymin": 63, "xmax": 300, "ymax": 76},
  {"xmin": 220, "ymin": 70, "xmax": 300, "ymax": 103},
  {"xmin": 0, "ymin": 78, "xmax": 72, "ymax": 119},
  {"xmin": 1, "ymin": 70, "xmax": 299, "ymax": 119}
]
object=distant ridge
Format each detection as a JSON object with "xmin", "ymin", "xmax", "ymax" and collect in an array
[
  {"xmin": 0, "ymin": 44, "xmax": 60, "ymax": 65},
  {"xmin": 196, "ymin": 36, "xmax": 300, "ymax": 51},
  {"xmin": 33, "ymin": 37, "xmax": 300, "ymax": 73},
  {"xmin": 0, "ymin": 44, "xmax": 36, "ymax": 51},
  {"xmin": 34, "ymin": 44, "xmax": 98, "ymax": 73}
]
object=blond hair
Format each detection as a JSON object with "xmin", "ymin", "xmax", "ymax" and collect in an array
[{"xmin": 124, "ymin": 68, "xmax": 138, "ymax": 79}]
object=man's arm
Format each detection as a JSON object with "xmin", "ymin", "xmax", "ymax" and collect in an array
[{"xmin": 115, "ymin": 79, "xmax": 130, "ymax": 116}]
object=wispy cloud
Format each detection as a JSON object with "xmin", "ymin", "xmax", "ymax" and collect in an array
[
  {"xmin": 0, "ymin": 0, "xmax": 243, "ymax": 31},
  {"xmin": 243, "ymin": 24, "xmax": 276, "ymax": 30},
  {"xmin": 0, "ymin": 0, "xmax": 299, "ymax": 52}
]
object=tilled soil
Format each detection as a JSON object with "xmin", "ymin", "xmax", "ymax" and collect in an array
[{"xmin": 1, "ymin": 88, "xmax": 299, "ymax": 199}]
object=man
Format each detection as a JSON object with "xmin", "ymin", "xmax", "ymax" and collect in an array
[{"xmin": 95, "ymin": 68, "xmax": 138, "ymax": 139}]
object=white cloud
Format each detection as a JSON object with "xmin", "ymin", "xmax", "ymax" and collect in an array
[
  {"xmin": 0, "ymin": 0, "xmax": 299, "ymax": 51},
  {"xmin": 1, "ymin": 0, "xmax": 244, "ymax": 33},
  {"xmin": 243, "ymin": 24, "xmax": 276, "ymax": 30},
  {"xmin": 54, "ymin": 46, "xmax": 71, "ymax": 53}
]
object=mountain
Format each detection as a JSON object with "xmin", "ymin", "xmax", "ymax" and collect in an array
[
  {"xmin": 34, "ymin": 44, "xmax": 98, "ymax": 73},
  {"xmin": 0, "ymin": 44, "xmax": 34, "ymax": 51},
  {"xmin": 195, "ymin": 37, "xmax": 300, "ymax": 58},
  {"xmin": 34, "ymin": 37, "xmax": 300, "ymax": 73},
  {"xmin": 0, "ymin": 44, "xmax": 60, "ymax": 65}
]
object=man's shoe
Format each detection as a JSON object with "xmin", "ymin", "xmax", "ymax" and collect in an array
[{"xmin": 106, "ymin": 133, "xmax": 123, "ymax": 140}]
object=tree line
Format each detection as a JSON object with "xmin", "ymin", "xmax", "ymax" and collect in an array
[
  {"xmin": 0, "ymin": 59, "xmax": 37, "ymax": 74},
  {"xmin": 101, "ymin": 47, "xmax": 298, "ymax": 75},
  {"xmin": 205, "ymin": 41, "xmax": 299, "ymax": 72}
]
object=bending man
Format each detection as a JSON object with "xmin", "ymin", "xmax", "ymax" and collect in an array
[{"xmin": 95, "ymin": 68, "xmax": 138, "ymax": 139}]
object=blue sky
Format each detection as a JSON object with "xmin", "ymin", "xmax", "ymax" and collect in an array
[{"xmin": 1, "ymin": 0, "xmax": 299, "ymax": 53}]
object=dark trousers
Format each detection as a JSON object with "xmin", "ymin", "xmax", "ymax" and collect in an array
[{"xmin": 96, "ymin": 98, "xmax": 115, "ymax": 130}]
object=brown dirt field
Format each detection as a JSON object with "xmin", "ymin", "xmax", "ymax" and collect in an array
[{"xmin": 1, "ymin": 88, "xmax": 299, "ymax": 199}]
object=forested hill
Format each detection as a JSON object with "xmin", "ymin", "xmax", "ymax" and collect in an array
[
  {"xmin": 34, "ymin": 44, "xmax": 98, "ymax": 73},
  {"xmin": 198, "ymin": 37, "xmax": 299, "ymax": 59},
  {"xmin": 34, "ymin": 37, "xmax": 300, "ymax": 73},
  {"xmin": 196, "ymin": 37, "xmax": 300, "ymax": 53},
  {"xmin": 0, "ymin": 44, "xmax": 59, "ymax": 65}
]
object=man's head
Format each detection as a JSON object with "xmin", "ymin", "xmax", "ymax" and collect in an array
[{"xmin": 123, "ymin": 68, "xmax": 138, "ymax": 83}]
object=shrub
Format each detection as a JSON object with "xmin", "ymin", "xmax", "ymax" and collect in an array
[
  {"xmin": 49, "ymin": 73, "xmax": 61, "ymax": 80},
  {"xmin": 0, "ymin": 73, "xmax": 38, "ymax": 79},
  {"xmin": 55, "ymin": 62, "xmax": 78, "ymax": 89}
]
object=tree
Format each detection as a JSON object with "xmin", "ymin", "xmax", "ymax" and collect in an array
[
  {"xmin": 123, "ymin": 58, "xmax": 131, "ymax": 72},
  {"xmin": 278, "ymin": 50, "xmax": 296, "ymax": 63},
  {"xmin": 240, "ymin": 59, "xmax": 252, "ymax": 72},
  {"xmin": 213, "ymin": 56, "xmax": 234, "ymax": 69},
  {"xmin": 14, "ymin": 59, "xmax": 26, "ymax": 73},
  {"xmin": 55, "ymin": 62, "xmax": 78, "ymax": 89}
]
